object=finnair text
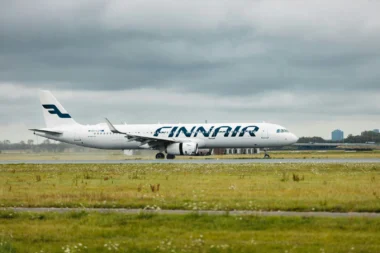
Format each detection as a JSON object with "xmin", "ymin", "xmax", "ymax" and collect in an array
[{"xmin": 154, "ymin": 125, "xmax": 260, "ymax": 138}]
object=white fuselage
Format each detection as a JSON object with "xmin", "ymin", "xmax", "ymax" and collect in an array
[{"xmin": 35, "ymin": 122, "xmax": 298, "ymax": 150}]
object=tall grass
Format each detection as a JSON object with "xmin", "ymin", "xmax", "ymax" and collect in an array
[{"xmin": 0, "ymin": 163, "xmax": 380, "ymax": 212}]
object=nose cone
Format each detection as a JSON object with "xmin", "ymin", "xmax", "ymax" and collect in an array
[{"xmin": 290, "ymin": 133, "xmax": 299, "ymax": 144}]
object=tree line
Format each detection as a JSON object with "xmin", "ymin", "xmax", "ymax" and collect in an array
[
  {"xmin": 0, "ymin": 139, "xmax": 83, "ymax": 153},
  {"xmin": 298, "ymin": 131, "xmax": 380, "ymax": 144}
]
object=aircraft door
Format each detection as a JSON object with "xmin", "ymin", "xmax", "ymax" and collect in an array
[{"xmin": 261, "ymin": 127, "xmax": 269, "ymax": 139}]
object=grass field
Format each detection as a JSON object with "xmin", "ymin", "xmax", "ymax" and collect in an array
[
  {"xmin": 1, "ymin": 163, "xmax": 380, "ymax": 212},
  {"xmin": 1, "ymin": 211, "xmax": 380, "ymax": 253},
  {"xmin": 1, "ymin": 150, "xmax": 380, "ymax": 160}
]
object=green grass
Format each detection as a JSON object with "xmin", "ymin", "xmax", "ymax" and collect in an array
[
  {"xmin": 1, "ymin": 163, "xmax": 380, "ymax": 212},
  {"xmin": 0, "ymin": 211, "xmax": 380, "ymax": 252}
]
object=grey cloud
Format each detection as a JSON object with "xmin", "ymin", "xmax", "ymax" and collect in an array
[
  {"xmin": 1, "ymin": 0, "xmax": 379, "ymax": 95},
  {"xmin": 0, "ymin": 0, "xmax": 380, "ymax": 141}
]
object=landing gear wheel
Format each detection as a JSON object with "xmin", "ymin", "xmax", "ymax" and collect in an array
[
  {"xmin": 263, "ymin": 149, "xmax": 271, "ymax": 159},
  {"xmin": 155, "ymin": 153, "xmax": 165, "ymax": 159},
  {"xmin": 166, "ymin": 154, "xmax": 176, "ymax": 160}
]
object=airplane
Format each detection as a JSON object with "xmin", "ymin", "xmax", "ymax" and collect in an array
[{"xmin": 30, "ymin": 90, "xmax": 299, "ymax": 159}]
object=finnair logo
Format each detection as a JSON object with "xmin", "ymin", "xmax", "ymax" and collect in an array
[
  {"xmin": 154, "ymin": 125, "xmax": 260, "ymax": 138},
  {"xmin": 42, "ymin": 104, "xmax": 71, "ymax": 119}
]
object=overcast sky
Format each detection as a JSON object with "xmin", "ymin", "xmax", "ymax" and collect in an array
[{"xmin": 1, "ymin": 0, "xmax": 380, "ymax": 142}]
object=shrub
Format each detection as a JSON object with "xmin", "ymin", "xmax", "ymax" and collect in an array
[{"xmin": 292, "ymin": 173, "xmax": 304, "ymax": 182}]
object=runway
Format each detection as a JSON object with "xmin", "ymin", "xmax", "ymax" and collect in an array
[
  {"xmin": 1, "ymin": 158, "xmax": 380, "ymax": 164},
  {"xmin": 3, "ymin": 207, "xmax": 380, "ymax": 218}
]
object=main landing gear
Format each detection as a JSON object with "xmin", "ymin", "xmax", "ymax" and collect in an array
[
  {"xmin": 155, "ymin": 153, "xmax": 165, "ymax": 159},
  {"xmin": 156, "ymin": 153, "xmax": 175, "ymax": 160},
  {"xmin": 166, "ymin": 154, "xmax": 176, "ymax": 160},
  {"xmin": 155, "ymin": 153, "xmax": 176, "ymax": 159}
]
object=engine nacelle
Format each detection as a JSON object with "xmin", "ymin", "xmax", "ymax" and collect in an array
[{"xmin": 166, "ymin": 142, "xmax": 198, "ymax": 156}]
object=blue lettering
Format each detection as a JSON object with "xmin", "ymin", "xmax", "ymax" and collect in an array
[
  {"xmin": 154, "ymin": 126, "xmax": 172, "ymax": 137},
  {"xmin": 212, "ymin": 126, "xmax": 232, "ymax": 137},
  {"xmin": 154, "ymin": 125, "xmax": 259, "ymax": 138},
  {"xmin": 239, "ymin": 126, "xmax": 259, "ymax": 137},
  {"xmin": 194, "ymin": 126, "xmax": 214, "ymax": 137},
  {"xmin": 231, "ymin": 126, "xmax": 241, "ymax": 137},
  {"xmin": 175, "ymin": 126, "xmax": 196, "ymax": 137},
  {"xmin": 168, "ymin": 126, "xmax": 178, "ymax": 137}
]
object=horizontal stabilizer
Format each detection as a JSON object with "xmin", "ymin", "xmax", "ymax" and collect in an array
[{"xmin": 29, "ymin": 129, "xmax": 63, "ymax": 135}]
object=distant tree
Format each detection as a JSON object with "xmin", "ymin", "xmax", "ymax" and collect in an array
[
  {"xmin": 297, "ymin": 137, "xmax": 326, "ymax": 143},
  {"xmin": 345, "ymin": 131, "xmax": 380, "ymax": 143},
  {"xmin": 27, "ymin": 139, "xmax": 34, "ymax": 146},
  {"xmin": 1, "ymin": 140, "xmax": 11, "ymax": 150},
  {"xmin": 18, "ymin": 141, "xmax": 28, "ymax": 150}
]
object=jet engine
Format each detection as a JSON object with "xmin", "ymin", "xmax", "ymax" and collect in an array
[{"xmin": 166, "ymin": 142, "xmax": 198, "ymax": 156}]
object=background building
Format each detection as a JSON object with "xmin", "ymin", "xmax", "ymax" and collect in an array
[
  {"xmin": 373, "ymin": 129, "xmax": 380, "ymax": 133},
  {"xmin": 225, "ymin": 148, "xmax": 260, "ymax": 154},
  {"xmin": 332, "ymin": 129, "xmax": 344, "ymax": 141}
]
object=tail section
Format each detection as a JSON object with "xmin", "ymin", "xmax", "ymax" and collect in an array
[{"xmin": 40, "ymin": 90, "xmax": 80, "ymax": 128}]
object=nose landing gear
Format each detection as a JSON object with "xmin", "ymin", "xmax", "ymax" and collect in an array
[{"xmin": 263, "ymin": 149, "xmax": 271, "ymax": 159}]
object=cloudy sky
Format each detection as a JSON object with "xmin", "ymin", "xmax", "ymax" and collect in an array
[{"xmin": 1, "ymin": 0, "xmax": 380, "ymax": 142}]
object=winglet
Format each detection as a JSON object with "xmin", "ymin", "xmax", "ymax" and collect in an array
[{"xmin": 105, "ymin": 118, "xmax": 125, "ymax": 134}]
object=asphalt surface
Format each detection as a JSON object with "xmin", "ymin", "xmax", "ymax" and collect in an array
[
  {"xmin": 2, "ymin": 207, "xmax": 380, "ymax": 218},
  {"xmin": 1, "ymin": 158, "xmax": 380, "ymax": 164}
]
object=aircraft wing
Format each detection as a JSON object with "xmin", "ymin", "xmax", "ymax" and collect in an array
[
  {"xmin": 29, "ymin": 129, "xmax": 63, "ymax": 135},
  {"xmin": 105, "ymin": 118, "xmax": 178, "ymax": 148}
]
